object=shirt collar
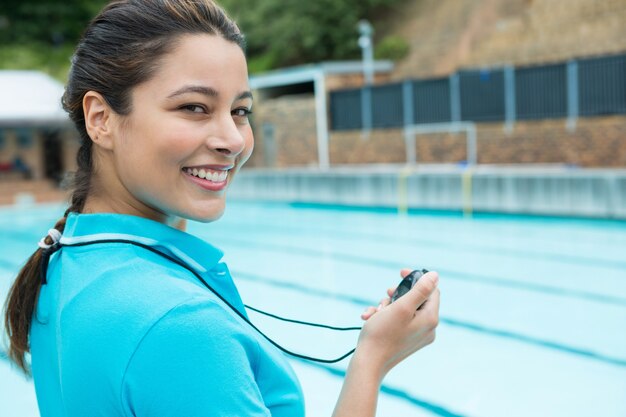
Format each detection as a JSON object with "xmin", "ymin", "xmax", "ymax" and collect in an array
[{"xmin": 61, "ymin": 212, "xmax": 224, "ymax": 275}]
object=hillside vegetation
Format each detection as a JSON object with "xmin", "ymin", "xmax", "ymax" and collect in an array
[
  {"xmin": 1, "ymin": 0, "xmax": 625, "ymax": 81},
  {"xmin": 383, "ymin": 0, "xmax": 626, "ymax": 79}
]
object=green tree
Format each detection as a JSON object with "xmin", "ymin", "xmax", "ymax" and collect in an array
[
  {"xmin": 220, "ymin": 0, "xmax": 404, "ymax": 72},
  {"xmin": 0, "ymin": 0, "xmax": 405, "ymax": 79},
  {"xmin": 0, "ymin": 0, "xmax": 107, "ymax": 80},
  {"xmin": 0, "ymin": 0, "xmax": 107, "ymax": 44}
]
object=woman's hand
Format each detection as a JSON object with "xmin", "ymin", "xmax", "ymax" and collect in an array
[
  {"xmin": 356, "ymin": 269, "xmax": 440, "ymax": 379},
  {"xmin": 332, "ymin": 269, "xmax": 440, "ymax": 417}
]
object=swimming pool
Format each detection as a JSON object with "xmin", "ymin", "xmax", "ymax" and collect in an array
[{"xmin": 1, "ymin": 201, "xmax": 625, "ymax": 416}]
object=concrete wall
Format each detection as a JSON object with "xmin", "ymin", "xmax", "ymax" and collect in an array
[
  {"xmin": 229, "ymin": 166, "xmax": 626, "ymax": 219},
  {"xmin": 328, "ymin": 117, "xmax": 626, "ymax": 167},
  {"xmin": 250, "ymin": 102, "xmax": 626, "ymax": 168},
  {"xmin": 248, "ymin": 94, "xmax": 319, "ymax": 168}
]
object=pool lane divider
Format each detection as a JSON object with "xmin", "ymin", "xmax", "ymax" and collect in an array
[
  {"xmin": 2, "ymin": 232, "xmax": 626, "ymax": 307},
  {"xmin": 207, "ymin": 219, "xmax": 626, "ymax": 272},
  {"xmin": 5, "ymin": 217, "xmax": 626, "ymax": 272},
  {"xmin": 211, "ymin": 236, "xmax": 626, "ymax": 307},
  {"xmin": 234, "ymin": 270, "xmax": 626, "ymax": 369},
  {"xmin": 295, "ymin": 358, "xmax": 467, "ymax": 417}
]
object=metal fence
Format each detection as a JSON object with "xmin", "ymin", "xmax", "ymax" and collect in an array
[{"xmin": 329, "ymin": 52, "xmax": 626, "ymax": 131}]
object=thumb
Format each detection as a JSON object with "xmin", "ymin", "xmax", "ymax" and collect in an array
[{"xmin": 395, "ymin": 271, "xmax": 439, "ymax": 312}]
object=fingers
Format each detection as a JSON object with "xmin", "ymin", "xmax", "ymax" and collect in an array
[
  {"xmin": 417, "ymin": 286, "xmax": 440, "ymax": 329},
  {"xmin": 387, "ymin": 268, "xmax": 422, "ymax": 298},
  {"xmin": 361, "ymin": 306, "xmax": 377, "ymax": 320},
  {"xmin": 361, "ymin": 296, "xmax": 393, "ymax": 320},
  {"xmin": 364, "ymin": 269, "xmax": 438, "ymax": 321},
  {"xmin": 394, "ymin": 271, "xmax": 439, "ymax": 313},
  {"xmin": 400, "ymin": 268, "xmax": 412, "ymax": 278},
  {"xmin": 409, "ymin": 288, "xmax": 439, "ymax": 346}
]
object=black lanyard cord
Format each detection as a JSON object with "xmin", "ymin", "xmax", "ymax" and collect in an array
[
  {"xmin": 41, "ymin": 239, "xmax": 360, "ymax": 364},
  {"xmin": 244, "ymin": 304, "xmax": 362, "ymax": 332}
]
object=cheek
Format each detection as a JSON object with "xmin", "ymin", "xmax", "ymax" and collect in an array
[{"xmin": 150, "ymin": 125, "xmax": 200, "ymax": 163}]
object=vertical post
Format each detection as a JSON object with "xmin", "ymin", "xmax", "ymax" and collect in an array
[
  {"xmin": 567, "ymin": 60, "xmax": 579, "ymax": 132},
  {"xmin": 358, "ymin": 20, "xmax": 374, "ymax": 139},
  {"xmin": 402, "ymin": 80, "xmax": 416, "ymax": 164},
  {"xmin": 466, "ymin": 123, "xmax": 477, "ymax": 166},
  {"xmin": 504, "ymin": 65, "xmax": 516, "ymax": 134},
  {"xmin": 314, "ymin": 72, "xmax": 330, "ymax": 170},
  {"xmin": 450, "ymin": 73, "xmax": 461, "ymax": 123},
  {"xmin": 461, "ymin": 168, "xmax": 473, "ymax": 218},
  {"xmin": 361, "ymin": 87, "xmax": 372, "ymax": 138},
  {"xmin": 358, "ymin": 20, "xmax": 375, "ymax": 85}
]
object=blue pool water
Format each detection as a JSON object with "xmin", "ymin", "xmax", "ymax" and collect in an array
[{"xmin": 1, "ymin": 201, "xmax": 625, "ymax": 417}]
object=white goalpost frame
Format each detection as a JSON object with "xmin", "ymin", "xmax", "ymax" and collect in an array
[{"xmin": 403, "ymin": 122, "xmax": 477, "ymax": 166}]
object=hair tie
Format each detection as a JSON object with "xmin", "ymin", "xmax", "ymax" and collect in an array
[{"xmin": 38, "ymin": 228, "xmax": 62, "ymax": 250}]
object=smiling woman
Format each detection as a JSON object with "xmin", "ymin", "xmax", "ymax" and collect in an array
[
  {"xmin": 3, "ymin": 1, "xmax": 439, "ymax": 417},
  {"xmin": 82, "ymin": 33, "xmax": 254, "ymax": 222}
]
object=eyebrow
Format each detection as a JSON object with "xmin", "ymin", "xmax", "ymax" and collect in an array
[{"xmin": 167, "ymin": 85, "xmax": 253, "ymax": 101}]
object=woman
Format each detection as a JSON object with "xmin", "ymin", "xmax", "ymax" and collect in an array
[{"xmin": 4, "ymin": 1, "xmax": 440, "ymax": 416}]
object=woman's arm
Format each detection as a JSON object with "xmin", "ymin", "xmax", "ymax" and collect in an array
[{"xmin": 332, "ymin": 270, "xmax": 440, "ymax": 417}]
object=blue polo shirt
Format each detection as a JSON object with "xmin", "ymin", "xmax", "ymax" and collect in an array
[{"xmin": 30, "ymin": 213, "xmax": 304, "ymax": 417}]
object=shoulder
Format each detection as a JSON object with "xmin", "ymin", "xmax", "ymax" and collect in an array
[
  {"xmin": 120, "ymin": 297, "xmax": 269, "ymax": 417},
  {"xmin": 56, "ymin": 242, "xmax": 233, "ymax": 372},
  {"xmin": 59, "ymin": 240, "xmax": 210, "ymax": 308}
]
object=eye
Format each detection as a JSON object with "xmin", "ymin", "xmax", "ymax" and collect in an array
[
  {"xmin": 232, "ymin": 107, "xmax": 253, "ymax": 118},
  {"xmin": 180, "ymin": 104, "xmax": 207, "ymax": 113}
]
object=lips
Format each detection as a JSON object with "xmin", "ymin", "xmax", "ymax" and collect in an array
[
  {"xmin": 182, "ymin": 164, "xmax": 234, "ymax": 191},
  {"xmin": 185, "ymin": 167, "xmax": 228, "ymax": 182}
]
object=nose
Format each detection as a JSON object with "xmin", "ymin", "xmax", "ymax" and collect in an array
[{"xmin": 208, "ymin": 113, "xmax": 247, "ymax": 157}]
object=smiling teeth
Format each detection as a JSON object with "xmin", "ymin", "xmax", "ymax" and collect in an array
[{"xmin": 186, "ymin": 168, "xmax": 228, "ymax": 182}]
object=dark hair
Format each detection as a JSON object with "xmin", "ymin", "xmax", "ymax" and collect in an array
[{"xmin": 4, "ymin": 0, "xmax": 245, "ymax": 374}]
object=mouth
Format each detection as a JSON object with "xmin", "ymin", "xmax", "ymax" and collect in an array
[{"xmin": 182, "ymin": 164, "xmax": 234, "ymax": 191}]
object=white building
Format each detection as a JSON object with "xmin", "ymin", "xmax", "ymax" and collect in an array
[{"xmin": 0, "ymin": 70, "xmax": 77, "ymax": 182}]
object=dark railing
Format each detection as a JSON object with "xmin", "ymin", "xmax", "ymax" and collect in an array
[
  {"xmin": 515, "ymin": 63, "xmax": 568, "ymax": 120},
  {"xmin": 412, "ymin": 77, "xmax": 451, "ymax": 124},
  {"xmin": 329, "ymin": 52, "xmax": 626, "ymax": 130},
  {"xmin": 578, "ymin": 54, "xmax": 626, "ymax": 116}
]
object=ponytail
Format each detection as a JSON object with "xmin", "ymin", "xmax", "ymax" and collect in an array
[
  {"xmin": 3, "ymin": 141, "xmax": 92, "ymax": 375},
  {"xmin": 3, "ymin": 217, "xmax": 67, "ymax": 373}
]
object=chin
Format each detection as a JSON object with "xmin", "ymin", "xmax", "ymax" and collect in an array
[{"xmin": 186, "ymin": 205, "xmax": 226, "ymax": 223}]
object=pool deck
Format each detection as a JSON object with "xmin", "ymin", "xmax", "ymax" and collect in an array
[{"xmin": 229, "ymin": 164, "xmax": 626, "ymax": 219}]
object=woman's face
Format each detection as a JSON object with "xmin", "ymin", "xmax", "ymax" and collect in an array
[{"xmin": 103, "ymin": 34, "xmax": 253, "ymax": 223}]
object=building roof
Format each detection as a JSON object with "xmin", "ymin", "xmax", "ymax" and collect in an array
[
  {"xmin": 249, "ymin": 60, "xmax": 394, "ymax": 90},
  {"xmin": 0, "ymin": 70, "xmax": 69, "ymax": 127}
]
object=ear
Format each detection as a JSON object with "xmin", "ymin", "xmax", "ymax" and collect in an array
[{"xmin": 83, "ymin": 91, "xmax": 115, "ymax": 150}]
